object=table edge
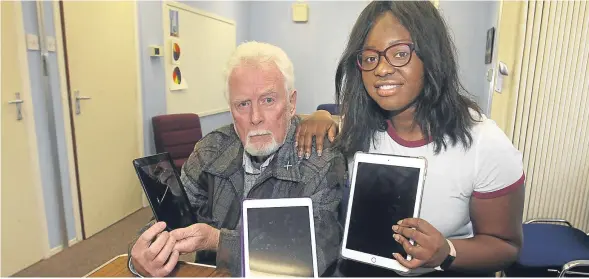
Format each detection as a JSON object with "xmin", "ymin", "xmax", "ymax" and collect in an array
[
  {"xmin": 181, "ymin": 260, "xmax": 217, "ymax": 269},
  {"xmin": 83, "ymin": 254, "xmax": 219, "ymax": 277},
  {"xmin": 84, "ymin": 254, "xmax": 128, "ymax": 277}
]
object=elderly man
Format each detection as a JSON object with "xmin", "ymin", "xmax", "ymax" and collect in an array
[{"xmin": 128, "ymin": 41, "xmax": 345, "ymax": 277}]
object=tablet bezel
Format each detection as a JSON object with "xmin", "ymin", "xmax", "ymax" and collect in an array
[
  {"xmin": 242, "ymin": 198, "xmax": 319, "ymax": 278},
  {"xmin": 341, "ymin": 152, "xmax": 427, "ymax": 273},
  {"xmin": 132, "ymin": 152, "xmax": 197, "ymax": 231}
]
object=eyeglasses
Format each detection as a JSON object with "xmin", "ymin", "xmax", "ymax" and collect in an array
[{"xmin": 356, "ymin": 42, "xmax": 415, "ymax": 71}]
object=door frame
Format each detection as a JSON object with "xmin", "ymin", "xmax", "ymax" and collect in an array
[
  {"xmin": 488, "ymin": 0, "xmax": 527, "ymax": 137},
  {"xmin": 2, "ymin": 0, "xmax": 51, "ymax": 259},
  {"xmin": 486, "ymin": 0, "xmax": 503, "ymax": 120},
  {"xmin": 52, "ymin": 0, "xmax": 145, "ymax": 241}
]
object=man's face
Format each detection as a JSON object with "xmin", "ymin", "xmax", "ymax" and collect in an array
[{"xmin": 228, "ymin": 61, "xmax": 297, "ymax": 156}]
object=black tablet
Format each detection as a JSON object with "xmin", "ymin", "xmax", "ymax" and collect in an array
[
  {"xmin": 132, "ymin": 152, "xmax": 197, "ymax": 231},
  {"xmin": 341, "ymin": 152, "xmax": 427, "ymax": 273}
]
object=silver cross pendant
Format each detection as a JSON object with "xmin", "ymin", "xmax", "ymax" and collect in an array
[{"xmin": 284, "ymin": 160, "xmax": 292, "ymax": 170}]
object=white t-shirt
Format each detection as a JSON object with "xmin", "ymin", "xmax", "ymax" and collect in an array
[{"xmin": 347, "ymin": 113, "xmax": 525, "ymax": 239}]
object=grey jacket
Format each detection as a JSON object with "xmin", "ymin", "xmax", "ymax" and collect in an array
[{"xmin": 129, "ymin": 116, "xmax": 345, "ymax": 277}]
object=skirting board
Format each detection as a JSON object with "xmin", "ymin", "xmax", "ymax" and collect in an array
[{"xmin": 46, "ymin": 238, "xmax": 79, "ymax": 258}]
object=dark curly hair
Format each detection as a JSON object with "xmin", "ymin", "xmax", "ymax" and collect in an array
[{"xmin": 334, "ymin": 1, "xmax": 481, "ymax": 158}]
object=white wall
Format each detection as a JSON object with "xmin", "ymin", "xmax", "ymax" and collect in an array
[
  {"xmin": 138, "ymin": 1, "xmax": 249, "ymax": 156},
  {"xmin": 249, "ymin": 1, "xmax": 500, "ymax": 115},
  {"xmin": 249, "ymin": 1, "xmax": 368, "ymax": 114},
  {"xmin": 438, "ymin": 0, "xmax": 501, "ymax": 114}
]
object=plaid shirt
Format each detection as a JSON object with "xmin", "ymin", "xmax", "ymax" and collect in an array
[{"xmin": 178, "ymin": 115, "xmax": 345, "ymax": 276}]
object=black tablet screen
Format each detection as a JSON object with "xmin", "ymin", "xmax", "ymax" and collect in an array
[
  {"xmin": 345, "ymin": 162, "xmax": 421, "ymax": 258},
  {"xmin": 135, "ymin": 159, "xmax": 196, "ymax": 231}
]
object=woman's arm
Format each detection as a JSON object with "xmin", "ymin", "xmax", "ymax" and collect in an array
[
  {"xmin": 393, "ymin": 120, "xmax": 525, "ymax": 273},
  {"xmin": 392, "ymin": 184, "xmax": 524, "ymax": 273},
  {"xmin": 295, "ymin": 110, "xmax": 339, "ymax": 158},
  {"xmin": 450, "ymin": 185, "xmax": 524, "ymax": 272}
]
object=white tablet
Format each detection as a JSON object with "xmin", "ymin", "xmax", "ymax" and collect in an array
[
  {"xmin": 242, "ymin": 198, "xmax": 318, "ymax": 278},
  {"xmin": 341, "ymin": 152, "xmax": 427, "ymax": 273}
]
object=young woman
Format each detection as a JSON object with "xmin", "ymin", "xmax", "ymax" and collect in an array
[{"xmin": 295, "ymin": 1, "xmax": 525, "ymax": 277}]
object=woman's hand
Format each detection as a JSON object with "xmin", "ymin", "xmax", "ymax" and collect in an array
[
  {"xmin": 392, "ymin": 218, "xmax": 450, "ymax": 269},
  {"xmin": 295, "ymin": 110, "xmax": 339, "ymax": 158}
]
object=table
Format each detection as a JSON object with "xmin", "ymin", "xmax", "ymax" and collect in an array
[{"xmin": 85, "ymin": 254, "xmax": 230, "ymax": 277}]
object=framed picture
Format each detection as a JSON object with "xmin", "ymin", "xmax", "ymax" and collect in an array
[
  {"xmin": 170, "ymin": 9, "xmax": 179, "ymax": 37},
  {"xmin": 485, "ymin": 27, "xmax": 495, "ymax": 64}
]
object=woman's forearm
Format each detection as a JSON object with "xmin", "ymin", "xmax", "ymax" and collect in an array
[{"xmin": 449, "ymin": 235, "xmax": 520, "ymax": 273}]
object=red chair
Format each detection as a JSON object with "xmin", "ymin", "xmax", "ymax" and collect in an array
[{"xmin": 152, "ymin": 113, "xmax": 202, "ymax": 170}]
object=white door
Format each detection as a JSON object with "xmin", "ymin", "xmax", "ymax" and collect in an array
[
  {"xmin": 1, "ymin": 1, "xmax": 49, "ymax": 276},
  {"xmin": 61, "ymin": 1, "xmax": 144, "ymax": 237}
]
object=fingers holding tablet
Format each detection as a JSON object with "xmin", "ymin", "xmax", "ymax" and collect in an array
[
  {"xmin": 392, "ymin": 233, "xmax": 426, "ymax": 267},
  {"xmin": 154, "ymin": 231, "xmax": 176, "ymax": 267},
  {"xmin": 170, "ymin": 223, "xmax": 220, "ymax": 253},
  {"xmin": 137, "ymin": 221, "xmax": 167, "ymax": 258},
  {"xmin": 392, "ymin": 218, "xmax": 450, "ymax": 269},
  {"xmin": 131, "ymin": 221, "xmax": 179, "ymax": 277},
  {"xmin": 393, "ymin": 251, "xmax": 425, "ymax": 269}
]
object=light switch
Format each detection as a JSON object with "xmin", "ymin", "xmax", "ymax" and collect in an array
[
  {"xmin": 486, "ymin": 68, "xmax": 493, "ymax": 82},
  {"xmin": 46, "ymin": 36, "xmax": 56, "ymax": 52},
  {"xmin": 292, "ymin": 3, "xmax": 308, "ymax": 23},
  {"xmin": 26, "ymin": 34, "xmax": 40, "ymax": 50}
]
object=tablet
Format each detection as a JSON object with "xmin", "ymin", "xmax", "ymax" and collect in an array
[
  {"xmin": 132, "ymin": 152, "xmax": 197, "ymax": 231},
  {"xmin": 341, "ymin": 152, "xmax": 427, "ymax": 273},
  {"xmin": 242, "ymin": 198, "xmax": 318, "ymax": 278}
]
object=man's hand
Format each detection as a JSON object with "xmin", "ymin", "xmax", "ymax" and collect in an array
[
  {"xmin": 130, "ymin": 222, "xmax": 179, "ymax": 277},
  {"xmin": 170, "ymin": 223, "xmax": 220, "ymax": 254}
]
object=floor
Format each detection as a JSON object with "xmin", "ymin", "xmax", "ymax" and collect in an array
[{"xmin": 12, "ymin": 207, "xmax": 194, "ymax": 277}]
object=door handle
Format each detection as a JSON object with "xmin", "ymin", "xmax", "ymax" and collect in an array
[
  {"xmin": 7, "ymin": 92, "xmax": 24, "ymax": 120},
  {"xmin": 498, "ymin": 61, "xmax": 509, "ymax": 76},
  {"xmin": 74, "ymin": 90, "xmax": 91, "ymax": 115},
  {"xmin": 495, "ymin": 61, "xmax": 509, "ymax": 93}
]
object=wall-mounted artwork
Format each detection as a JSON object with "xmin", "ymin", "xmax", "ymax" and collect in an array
[
  {"xmin": 169, "ymin": 38, "xmax": 187, "ymax": 90},
  {"xmin": 171, "ymin": 39, "xmax": 181, "ymax": 65},
  {"xmin": 170, "ymin": 9, "xmax": 179, "ymax": 37},
  {"xmin": 170, "ymin": 66, "xmax": 187, "ymax": 91}
]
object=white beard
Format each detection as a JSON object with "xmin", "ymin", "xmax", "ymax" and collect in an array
[
  {"xmin": 243, "ymin": 116, "xmax": 291, "ymax": 157},
  {"xmin": 245, "ymin": 130, "xmax": 280, "ymax": 156}
]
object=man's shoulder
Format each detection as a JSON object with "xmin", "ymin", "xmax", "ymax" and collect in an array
[
  {"xmin": 192, "ymin": 124, "xmax": 238, "ymax": 158},
  {"xmin": 294, "ymin": 139, "xmax": 346, "ymax": 187},
  {"xmin": 299, "ymin": 137, "xmax": 345, "ymax": 170},
  {"xmin": 182, "ymin": 123, "xmax": 241, "ymax": 177}
]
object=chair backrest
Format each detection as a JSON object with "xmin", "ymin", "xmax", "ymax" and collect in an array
[
  {"xmin": 316, "ymin": 103, "xmax": 340, "ymax": 115},
  {"xmin": 152, "ymin": 113, "xmax": 202, "ymax": 170}
]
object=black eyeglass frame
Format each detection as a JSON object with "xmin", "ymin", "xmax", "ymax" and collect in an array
[{"xmin": 356, "ymin": 42, "xmax": 416, "ymax": 71}]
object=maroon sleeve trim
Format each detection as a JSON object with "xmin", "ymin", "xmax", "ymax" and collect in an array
[{"xmin": 473, "ymin": 173, "xmax": 526, "ymax": 199}]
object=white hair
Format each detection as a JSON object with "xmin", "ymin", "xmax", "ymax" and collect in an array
[{"xmin": 224, "ymin": 41, "xmax": 295, "ymax": 101}]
